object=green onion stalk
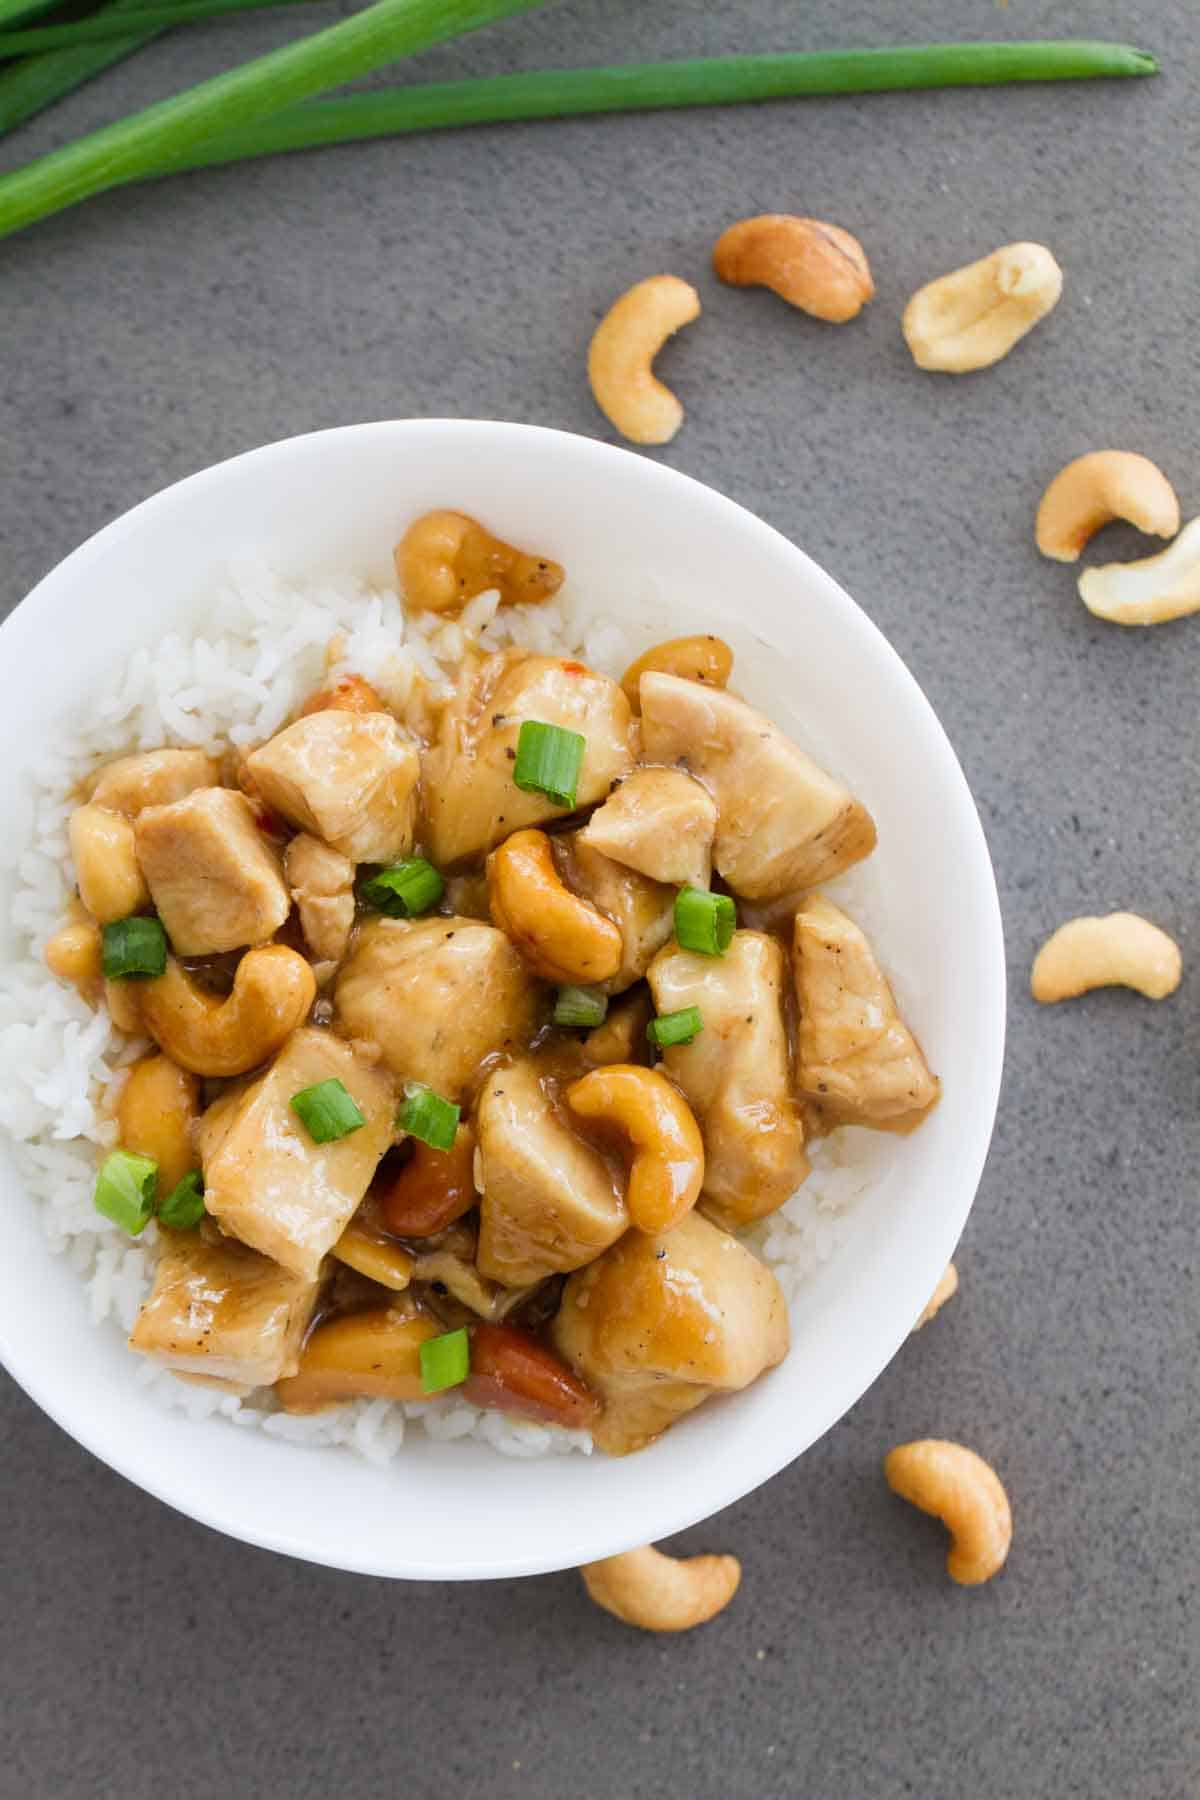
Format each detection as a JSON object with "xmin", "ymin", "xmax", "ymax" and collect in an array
[{"xmin": 0, "ymin": 0, "xmax": 551, "ymax": 239}]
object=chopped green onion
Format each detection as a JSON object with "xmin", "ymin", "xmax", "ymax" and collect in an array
[
  {"xmin": 420, "ymin": 1326, "xmax": 470, "ymax": 1394},
  {"xmin": 674, "ymin": 886, "xmax": 736, "ymax": 957},
  {"xmin": 512, "ymin": 720, "xmax": 585, "ymax": 809},
  {"xmin": 138, "ymin": 42, "xmax": 1157, "ymax": 187},
  {"xmin": 359, "ymin": 857, "xmax": 444, "ymax": 918},
  {"xmin": 101, "ymin": 915, "xmax": 168, "ymax": 979},
  {"xmin": 157, "ymin": 1170, "xmax": 206, "ymax": 1229},
  {"xmin": 553, "ymin": 985, "xmax": 608, "ymax": 1029},
  {"xmin": 94, "ymin": 1149, "xmax": 157, "ymax": 1235},
  {"xmin": 647, "ymin": 1006, "xmax": 704, "ymax": 1049},
  {"xmin": 0, "ymin": 0, "xmax": 552, "ymax": 243},
  {"xmin": 290, "ymin": 1078, "xmax": 366, "ymax": 1144},
  {"xmin": 398, "ymin": 1082, "xmax": 460, "ymax": 1151}
]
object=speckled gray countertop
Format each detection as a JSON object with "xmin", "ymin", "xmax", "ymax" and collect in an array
[{"xmin": 1, "ymin": 2, "xmax": 1196, "ymax": 1794}]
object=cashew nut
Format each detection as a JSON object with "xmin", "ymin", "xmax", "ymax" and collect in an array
[
  {"xmin": 902, "ymin": 242, "xmax": 1063, "ymax": 373},
  {"xmin": 68, "ymin": 803, "xmax": 150, "ymax": 925},
  {"xmin": 1031, "ymin": 912, "xmax": 1181, "ymax": 1003},
  {"xmin": 298, "ymin": 673, "xmax": 386, "ymax": 717},
  {"xmin": 395, "ymin": 510, "xmax": 565, "ymax": 614},
  {"xmin": 619, "ymin": 634, "xmax": 733, "ymax": 710},
  {"xmin": 1078, "ymin": 516, "xmax": 1200, "ymax": 626},
  {"xmin": 587, "ymin": 275, "xmax": 701, "ymax": 446},
  {"xmin": 913, "ymin": 1262, "xmax": 958, "ymax": 1331},
  {"xmin": 884, "ymin": 1439, "xmax": 1012, "ymax": 1586},
  {"xmin": 487, "ymin": 829, "xmax": 623, "ymax": 985},
  {"xmin": 566, "ymin": 1063, "xmax": 704, "ymax": 1234},
  {"xmin": 116, "ymin": 1053, "xmax": 201, "ymax": 1193},
  {"xmin": 713, "ymin": 214, "xmax": 874, "ymax": 322},
  {"xmin": 137, "ymin": 946, "xmax": 317, "ymax": 1076},
  {"xmin": 580, "ymin": 1544, "xmax": 741, "ymax": 1632},
  {"xmin": 44, "ymin": 914, "xmax": 103, "ymax": 996},
  {"xmin": 1035, "ymin": 451, "xmax": 1180, "ymax": 563}
]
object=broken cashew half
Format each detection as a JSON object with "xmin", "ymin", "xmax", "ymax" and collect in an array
[
  {"xmin": 566, "ymin": 1063, "xmax": 704, "ymax": 1234},
  {"xmin": 580, "ymin": 1544, "xmax": 741, "ymax": 1631},
  {"xmin": 913, "ymin": 1262, "xmax": 958, "ymax": 1331},
  {"xmin": 1031, "ymin": 912, "xmax": 1181, "ymax": 1003},
  {"xmin": 1078, "ymin": 515, "xmax": 1200, "ymax": 626},
  {"xmin": 1035, "ymin": 451, "xmax": 1179, "ymax": 563},
  {"xmin": 885, "ymin": 1440, "xmax": 1011, "ymax": 1586},
  {"xmin": 587, "ymin": 274, "xmax": 701, "ymax": 445},
  {"xmin": 138, "ymin": 945, "xmax": 317, "ymax": 1076},
  {"xmin": 487, "ymin": 829, "xmax": 623, "ymax": 985},
  {"xmin": 903, "ymin": 242, "xmax": 1062, "ymax": 373},
  {"xmin": 713, "ymin": 214, "xmax": 874, "ymax": 322}
]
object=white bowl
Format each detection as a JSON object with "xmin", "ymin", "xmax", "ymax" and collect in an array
[{"xmin": 0, "ymin": 421, "xmax": 1005, "ymax": 1580}]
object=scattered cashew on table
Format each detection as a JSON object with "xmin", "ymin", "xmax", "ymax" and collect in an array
[
  {"xmin": 587, "ymin": 274, "xmax": 701, "ymax": 445},
  {"xmin": 885, "ymin": 1440, "xmax": 1012, "ymax": 1586},
  {"xmin": 1031, "ymin": 913, "xmax": 1182, "ymax": 1004},
  {"xmin": 1034, "ymin": 450, "xmax": 1200, "ymax": 626},
  {"xmin": 581, "ymin": 1544, "xmax": 742, "ymax": 1632}
]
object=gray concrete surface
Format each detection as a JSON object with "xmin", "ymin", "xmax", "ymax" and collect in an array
[{"xmin": 2, "ymin": 1, "xmax": 1197, "ymax": 1794}]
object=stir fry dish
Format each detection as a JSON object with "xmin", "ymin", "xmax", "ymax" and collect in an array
[{"xmin": 44, "ymin": 510, "xmax": 940, "ymax": 1456}]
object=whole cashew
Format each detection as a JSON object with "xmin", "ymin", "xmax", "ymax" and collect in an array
[
  {"xmin": 117, "ymin": 1053, "xmax": 201, "ymax": 1193},
  {"xmin": 902, "ymin": 242, "xmax": 1063, "ymax": 373},
  {"xmin": 68, "ymin": 803, "xmax": 150, "ymax": 925},
  {"xmin": 913, "ymin": 1262, "xmax": 958, "ymax": 1331},
  {"xmin": 580, "ymin": 1544, "xmax": 741, "ymax": 1632},
  {"xmin": 566, "ymin": 1063, "xmax": 704, "ymax": 1234},
  {"xmin": 1078, "ymin": 516, "xmax": 1200, "ymax": 626},
  {"xmin": 619, "ymin": 634, "xmax": 733, "ymax": 710},
  {"xmin": 1031, "ymin": 912, "xmax": 1181, "ymax": 1003},
  {"xmin": 487, "ymin": 829, "xmax": 623, "ymax": 985},
  {"xmin": 137, "ymin": 946, "xmax": 317, "ymax": 1075},
  {"xmin": 713, "ymin": 214, "xmax": 874, "ymax": 322},
  {"xmin": 587, "ymin": 274, "xmax": 701, "ymax": 446},
  {"xmin": 1035, "ymin": 451, "xmax": 1180, "ymax": 563},
  {"xmin": 395, "ymin": 510, "xmax": 565, "ymax": 614},
  {"xmin": 884, "ymin": 1439, "xmax": 1012, "ymax": 1586}
]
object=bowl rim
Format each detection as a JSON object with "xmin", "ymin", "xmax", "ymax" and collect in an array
[{"xmin": 0, "ymin": 419, "xmax": 1006, "ymax": 1578}]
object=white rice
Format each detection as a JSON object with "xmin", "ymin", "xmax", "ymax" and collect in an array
[{"xmin": 0, "ymin": 561, "xmax": 878, "ymax": 1466}]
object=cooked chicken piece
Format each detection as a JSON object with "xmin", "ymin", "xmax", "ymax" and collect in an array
[
  {"xmin": 423, "ymin": 651, "xmax": 635, "ymax": 866},
  {"xmin": 558, "ymin": 835, "xmax": 674, "ymax": 994},
  {"xmin": 134, "ymin": 787, "xmax": 291, "ymax": 955},
  {"xmin": 128, "ymin": 1230, "xmax": 320, "ymax": 1394},
  {"xmin": 793, "ymin": 894, "xmax": 940, "ymax": 1129},
  {"xmin": 199, "ymin": 1027, "xmax": 395, "ymax": 1282},
  {"xmin": 475, "ymin": 1059, "xmax": 627, "ymax": 1287},
  {"xmin": 244, "ymin": 711, "xmax": 420, "ymax": 864},
  {"xmin": 648, "ymin": 931, "xmax": 808, "ymax": 1228},
  {"xmin": 284, "ymin": 834, "xmax": 355, "ymax": 963},
  {"xmin": 638, "ymin": 672, "xmax": 876, "ymax": 899},
  {"xmin": 90, "ymin": 748, "xmax": 221, "ymax": 814},
  {"xmin": 334, "ymin": 916, "xmax": 540, "ymax": 1099},
  {"xmin": 553, "ymin": 1211, "xmax": 789, "ymax": 1455},
  {"xmin": 577, "ymin": 767, "xmax": 717, "ymax": 889}
]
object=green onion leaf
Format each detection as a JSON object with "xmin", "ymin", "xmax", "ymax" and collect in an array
[
  {"xmin": 553, "ymin": 985, "xmax": 608, "ymax": 1029},
  {"xmin": 101, "ymin": 915, "xmax": 168, "ymax": 979},
  {"xmin": 290, "ymin": 1078, "xmax": 366, "ymax": 1144},
  {"xmin": 420, "ymin": 1326, "xmax": 470, "ymax": 1394},
  {"xmin": 673, "ymin": 886, "xmax": 736, "ymax": 957},
  {"xmin": 94, "ymin": 1149, "xmax": 157, "ymax": 1235},
  {"xmin": 512, "ymin": 720, "xmax": 585, "ymax": 809},
  {"xmin": 358, "ymin": 857, "xmax": 444, "ymax": 918},
  {"xmin": 647, "ymin": 1006, "xmax": 704, "ymax": 1049},
  {"xmin": 398, "ymin": 1082, "xmax": 460, "ymax": 1151},
  {"xmin": 157, "ymin": 1170, "xmax": 206, "ymax": 1229}
]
